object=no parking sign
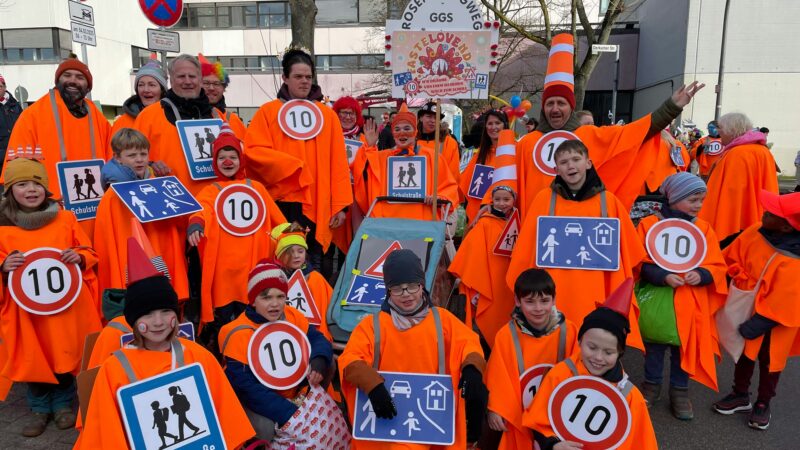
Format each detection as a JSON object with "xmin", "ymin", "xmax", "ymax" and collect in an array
[
  {"xmin": 214, "ymin": 183, "xmax": 266, "ymax": 236},
  {"xmin": 247, "ymin": 321, "xmax": 311, "ymax": 390},
  {"xmin": 278, "ymin": 100, "xmax": 324, "ymax": 141},
  {"xmin": 645, "ymin": 218, "xmax": 707, "ymax": 273},
  {"xmin": 533, "ymin": 130, "xmax": 580, "ymax": 176},
  {"xmin": 8, "ymin": 248, "xmax": 82, "ymax": 315}
]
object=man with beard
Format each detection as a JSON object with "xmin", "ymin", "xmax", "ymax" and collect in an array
[
  {"xmin": 2, "ymin": 55, "xmax": 112, "ymax": 236},
  {"xmin": 198, "ymin": 54, "xmax": 246, "ymax": 139}
]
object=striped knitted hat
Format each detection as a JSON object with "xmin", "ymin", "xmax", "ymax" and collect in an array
[
  {"xmin": 271, "ymin": 223, "xmax": 308, "ymax": 258},
  {"xmin": 247, "ymin": 260, "xmax": 288, "ymax": 304},
  {"xmin": 660, "ymin": 172, "xmax": 706, "ymax": 204}
]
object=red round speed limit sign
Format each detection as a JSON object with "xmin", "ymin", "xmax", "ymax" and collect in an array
[
  {"xmin": 248, "ymin": 321, "xmax": 311, "ymax": 390},
  {"xmin": 214, "ymin": 183, "xmax": 267, "ymax": 236},
  {"xmin": 278, "ymin": 99, "xmax": 324, "ymax": 140},
  {"xmin": 8, "ymin": 247, "xmax": 83, "ymax": 315},
  {"xmin": 548, "ymin": 376, "xmax": 631, "ymax": 450},
  {"xmin": 705, "ymin": 140, "xmax": 723, "ymax": 156},
  {"xmin": 520, "ymin": 364, "xmax": 553, "ymax": 409},
  {"xmin": 645, "ymin": 218, "xmax": 707, "ymax": 273},
  {"xmin": 533, "ymin": 130, "xmax": 580, "ymax": 176}
]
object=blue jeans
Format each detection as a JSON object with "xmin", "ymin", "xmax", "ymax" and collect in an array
[
  {"xmin": 26, "ymin": 373, "xmax": 76, "ymax": 413},
  {"xmin": 644, "ymin": 342, "xmax": 689, "ymax": 388}
]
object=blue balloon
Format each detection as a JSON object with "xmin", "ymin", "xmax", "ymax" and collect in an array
[{"xmin": 510, "ymin": 95, "xmax": 522, "ymax": 108}]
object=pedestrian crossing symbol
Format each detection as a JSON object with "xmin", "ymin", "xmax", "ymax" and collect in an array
[
  {"xmin": 111, "ymin": 176, "xmax": 202, "ymax": 223},
  {"xmin": 467, "ymin": 164, "xmax": 494, "ymax": 200},
  {"xmin": 493, "ymin": 209, "xmax": 521, "ymax": 257},
  {"xmin": 364, "ymin": 241, "xmax": 403, "ymax": 278},
  {"xmin": 286, "ymin": 270, "xmax": 322, "ymax": 325}
]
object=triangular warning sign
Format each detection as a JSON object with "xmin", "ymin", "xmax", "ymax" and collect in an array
[
  {"xmin": 493, "ymin": 209, "xmax": 521, "ymax": 257},
  {"xmin": 364, "ymin": 241, "xmax": 403, "ymax": 278},
  {"xmin": 286, "ymin": 270, "xmax": 322, "ymax": 325}
]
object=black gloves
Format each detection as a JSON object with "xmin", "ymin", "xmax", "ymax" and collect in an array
[
  {"xmin": 309, "ymin": 356, "xmax": 328, "ymax": 375},
  {"xmin": 739, "ymin": 314, "xmax": 779, "ymax": 340},
  {"xmin": 367, "ymin": 383, "xmax": 397, "ymax": 419},
  {"xmin": 459, "ymin": 365, "xmax": 488, "ymax": 442}
]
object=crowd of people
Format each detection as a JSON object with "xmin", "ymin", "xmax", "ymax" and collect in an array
[{"xmin": 0, "ymin": 32, "xmax": 797, "ymax": 450}]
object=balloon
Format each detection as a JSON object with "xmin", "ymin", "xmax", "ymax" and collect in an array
[
  {"xmin": 501, "ymin": 106, "xmax": 513, "ymax": 116},
  {"xmin": 514, "ymin": 107, "xmax": 526, "ymax": 117},
  {"xmin": 520, "ymin": 99, "xmax": 532, "ymax": 111},
  {"xmin": 510, "ymin": 95, "xmax": 522, "ymax": 108}
]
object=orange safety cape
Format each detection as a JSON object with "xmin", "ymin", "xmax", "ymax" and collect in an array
[
  {"xmin": 244, "ymin": 99, "xmax": 353, "ymax": 252},
  {"xmin": 448, "ymin": 211, "xmax": 514, "ymax": 347},
  {"xmin": 643, "ymin": 139, "xmax": 690, "ymax": 194},
  {"xmin": 339, "ymin": 307, "xmax": 484, "ymax": 450},
  {"xmin": 304, "ymin": 270, "xmax": 334, "ymax": 342},
  {"xmin": 110, "ymin": 112, "xmax": 136, "ymax": 137},
  {"xmin": 75, "ymin": 338, "xmax": 254, "ymax": 449},
  {"xmin": 722, "ymin": 224, "xmax": 800, "ymax": 371},
  {"xmin": 332, "ymin": 133, "xmax": 370, "ymax": 253},
  {"xmin": 0, "ymin": 210, "xmax": 102, "ymax": 383},
  {"xmin": 507, "ymin": 188, "xmax": 646, "ymax": 349},
  {"xmin": 522, "ymin": 354, "xmax": 658, "ymax": 450},
  {"xmin": 635, "ymin": 215, "xmax": 727, "ymax": 390},
  {"xmin": 86, "ymin": 316, "xmax": 132, "ymax": 370},
  {"xmin": 353, "ymin": 146, "xmax": 459, "ymax": 220},
  {"xmin": 93, "ymin": 188, "xmax": 189, "ymax": 300},
  {"xmin": 484, "ymin": 318, "xmax": 579, "ymax": 450},
  {"xmin": 691, "ymin": 137, "xmax": 723, "ymax": 178},
  {"xmin": 418, "ymin": 134, "xmax": 462, "ymax": 197},
  {"xmin": 516, "ymin": 120, "xmax": 659, "ymax": 218},
  {"xmin": 190, "ymin": 178, "xmax": 285, "ymax": 324},
  {"xmin": 220, "ymin": 109, "xmax": 246, "ymax": 139},
  {"xmin": 459, "ymin": 147, "xmax": 497, "ymax": 222},
  {"xmin": 698, "ymin": 144, "xmax": 779, "ymax": 241}
]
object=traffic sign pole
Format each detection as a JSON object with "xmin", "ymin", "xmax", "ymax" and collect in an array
[{"xmin": 81, "ymin": 44, "xmax": 91, "ymax": 100}]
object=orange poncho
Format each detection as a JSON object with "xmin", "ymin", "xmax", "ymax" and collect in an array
[
  {"xmin": 0, "ymin": 210, "xmax": 102, "ymax": 383},
  {"xmin": 339, "ymin": 308, "xmax": 484, "ymax": 450},
  {"xmin": 459, "ymin": 147, "xmax": 497, "ymax": 223},
  {"xmin": 516, "ymin": 119, "xmax": 658, "ymax": 217},
  {"xmin": 110, "ymin": 113, "xmax": 136, "ymax": 137},
  {"xmin": 94, "ymin": 189, "xmax": 190, "ymax": 300},
  {"xmin": 354, "ymin": 146, "xmax": 459, "ymax": 220},
  {"xmin": 699, "ymin": 143, "xmax": 779, "ymax": 241},
  {"xmin": 523, "ymin": 354, "xmax": 658, "ymax": 450},
  {"xmin": 244, "ymin": 99, "xmax": 353, "ymax": 252},
  {"xmin": 723, "ymin": 224, "xmax": 800, "ymax": 372},
  {"xmin": 85, "ymin": 316, "xmax": 131, "ymax": 370},
  {"xmin": 189, "ymin": 179, "xmax": 285, "ymax": 324},
  {"xmin": 75, "ymin": 339, "xmax": 254, "ymax": 449},
  {"xmin": 507, "ymin": 188, "xmax": 646, "ymax": 349},
  {"xmin": 635, "ymin": 215, "xmax": 728, "ymax": 390},
  {"xmin": 484, "ymin": 319, "xmax": 579, "ymax": 450},
  {"xmin": 643, "ymin": 139, "xmax": 690, "ymax": 194},
  {"xmin": 692, "ymin": 137, "xmax": 724, "ymax": 178},
  {"xmin": 304, "ymin": 270, "xmax": 334, "ymax": 342},
  {"xmin": 417, "ymin": 134, "xmax": 461, "ymax": 188},
  {"xmin": 449, "ymin": 211, "xmax": 514, "ymax": 347}
]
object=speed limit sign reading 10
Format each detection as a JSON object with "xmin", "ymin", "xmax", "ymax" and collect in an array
[
  {"xmin": 533, "ymin": 130, "xmax": 580, "ymax": 176},
  {"xmin": 548, "ymin": 376, "xmax": 631, "ymax": 450},
  {"xmin": 8, "ymin": 247, "xmax": 83, "ymax": 315},
  {"xmin": 645, "ymin": 218, "xmax": 707, "ymax": 273},
  {"xmin": 247, "ymin": 321, "xmax": 311, "ymax": 390},
  {"xmin": 214, "ymin": 183, "xmax": 267, "ymax": 236},
  {"xmin": 277, "ymin": 99, "xmax": 324, "ymax": 141}
]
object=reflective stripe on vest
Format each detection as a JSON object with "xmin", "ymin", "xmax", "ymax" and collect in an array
[
  {"xmin": 372, "ymin": 307, "xmax": 446, "ymax": 374},
  {"xmin": 113, "ymin": 339, "xmax": 185, "ymax": 384},
  {"xmin": 49, "ymin": 89, "xmax": 96, "ymax": 160},
  {"xmin": 509, "ymin": 319, "xmax": 567, "ymax": 376}
]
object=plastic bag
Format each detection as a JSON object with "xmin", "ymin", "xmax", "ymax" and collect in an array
[{"xmin": 635, "ymin": 282, "xmax": 680, "ymax": 346}]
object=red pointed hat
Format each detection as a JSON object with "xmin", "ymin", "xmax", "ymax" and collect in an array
[
  {"xmin": 578, "ymin": 278, "xmax": 633, "ymax": 349},
  {"xmin": 600, "ymin": 277, "xmax": 634, "ymax": 319},
  {"xmin": 123, "ymin": 237, "xmax": 179, "ymax": 328},
  {"xmin": 126, "ymin": 237, "xmax": 161, "ymax": 285}
]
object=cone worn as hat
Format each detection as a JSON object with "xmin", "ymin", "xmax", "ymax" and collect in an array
[{"xmin": 542, "ymin": 34, "xmax": 575, "ymax": 109}]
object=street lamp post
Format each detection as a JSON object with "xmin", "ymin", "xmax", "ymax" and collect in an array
[{"xmin": 592, "ymin": 44, "xmax": 620, "ymax": 124}]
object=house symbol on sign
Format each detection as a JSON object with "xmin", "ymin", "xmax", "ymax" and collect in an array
[
  {"xmin": 593, "ymin": 223, "xmax": 615, "ymax": 246},
  {"xmin": 162, "ymin": 179, "xmax": 183, "ymax": 196},
  {"xmin": 423, "ymin": 380, "xmax": 450, "ymax": 411}
]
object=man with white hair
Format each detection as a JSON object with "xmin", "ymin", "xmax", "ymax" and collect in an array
[{"xmin": 698, "ymin": 112, "xmax": 779, "ymax": 243}]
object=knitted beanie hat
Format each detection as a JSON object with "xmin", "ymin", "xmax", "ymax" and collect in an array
[
  {"xmin": 247, "ymin": 260, "xmax": 289, "ymax": 304},
  {"xmin": 578, "ymin": 279, "xmax": 633, "ymax": 350},
  {"xmin": 212, "ymin": 123, "xmax": 246, "ymax": 179},
  {"xmin": 55, "ymin": 54, "xmax": 93, "ymax": 90},
  {"xmin": 383, "ymin": 249, "xmax": 425, "ymax": 288},
  {"xmin": 271, "ymin": 223, "xmax": 308, "ymax": 258},
  {"xmin": 123, "ymin": 238, "xmax": 179, "ymax": 328},
  {"xmin": 2, "ymin": 157, "xmax": 49, "ymax": 192},
  {"xmin": 660, "ymin": 172, "xmax": 706, "ymax": 205},
  {"xmin": 136, "ymin": 58, "xmax": 168, "ymax": 93}
]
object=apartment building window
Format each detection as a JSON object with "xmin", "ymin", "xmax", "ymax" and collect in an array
[
  {"xmin": 317, "ymin": 0, "xmax": 358, "ymax": 24},
  {"xmin": 1, "ymin": 28, "xmax": 72, "ymax": 64},
  {"xmin": 175, "ymin": 2, "xmax": 291, "ymax": 29},
  {"xmin": 316, "ymin": 54, "xmax": 383, "ymax": 72},
  {"xmin": 131, "ymin": 47, "xmax": 153, "ymax": 69}
]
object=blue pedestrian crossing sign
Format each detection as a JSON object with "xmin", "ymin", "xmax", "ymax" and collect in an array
[
  {"xmin": 536, "ymin": 216, "xmax": 620, "ymax": 271},
  {"xmin": 345, "ymin": 138, "xmax": 363, "ymax": 166},
  {"xmin": 387, "ymin": 155, "xmax": 426, "ymax": 200},
  {"xmin": 467, "ymin": 164, "xmax": 493, "ymax": 200},
  {"xmin": 111, "ymin": 176, "xmax": 202, "ymax": 223},
  {"xmin": 353, "ymin": 372, "xmax": 455, "ymax": 445},
  {"xmin": 344, "ymin": 274, "xmax": 386, "ymax": 307},
  {"xmin": 56, "ymin": 159, "xmax": 104, "ymax": 221},
  {"xmin": 176, "ymin": 119, "xmax": 223, "ymax": 180},
  {"xmin": 121, "ymin": 322, "xmax": 195, "ymax": 346}
]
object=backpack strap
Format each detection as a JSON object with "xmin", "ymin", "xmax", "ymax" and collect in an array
[
  {"xmin": 556, "ymin": 321, "xmax": 567, "ymax": 362},
  {"xmin": 372, "ymin": 312, "xmax": 381, "ymax": 370},
  {"xmin": 49, "ymin": 89, "xmax": 96, "ymax": 160},
  {"xmin": 618, "ymin": 375, "xmax": 634, "ymax": 397},
  {"xmin": 220, "ymin": 324, "xmax": 257, "ymax": 356},
  {"xmin": 509, "ymin": 320, "xmax": 525, "ymax": 377},
  {"xmin": 372, "ymin": 307, "xmax": 446, "ymax": 374},
  {"xmin": 113, "ymin": 339, "xmax": 184, "ymax": 384},
  {"xmin": 161, "ymin": 97, "xmax": 182, "ymax": 122},
  {"xmin": 563, "ymin": 357, "xmax": 579, "ymax": 376},
  {"xmin": 108, "ymin": 321, "xmax": 132, "ymax": 333},
  {"xmin": 549, "ymin": 189, "xmax": 607, "ymax": 217}
]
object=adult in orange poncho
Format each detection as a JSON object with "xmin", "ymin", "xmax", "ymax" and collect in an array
[
  {"xmin": 515, "ymin": 33, "xmax": 704, "ymax": 217},
  {"xmin": 449, "ymin": 186, "xmax": 517, "ymax": 347},
  {"xmin": 642, "ymin": 130, "xmax": 690, "ymax": 195},
  {"xmin": 0, "ymin": 158, "xmax": 102, "ymax": 437},
  {"xmin": 712, "ymin": 191, "xmax": 800, "ymax": 430},
  {"xmin": 634, "ymin": 173, "xmax": 727, "ymax": 422},
  {"xmin": 244, "ymin": 49, "xmax": 352, "ymax": 271},
  {"xmin": 111, "ymin": 58, "xmax": 168, "ymax": 136},
  {"xmin": 417, "ymin": 101, "xmax": 461, "ymax": 191},
  {"xmin": 2, "ymin": 56, "xmax": 112, "ymax": 239},
  {"xmin": 484, "ymin": 269, "xmax": 579, "ymax": 450},
  {"xmin": 459, "ymin": 110, "xmax": 509, "ymax": 222},
  {"xmin": 340, "ymin": 249, "xmax": 488, "ymax": 448},
  {"xmin": 187, "ymin": 124, "xmax": 285, "ymax": 327},
  {"xmin": 698, "ymin": 113, "xmax": 779, "ymax": 243},
  {"xmin": 198, "ymin": 54, "xmax": 247, "ymax": 139},
  {"xmin": 523, "ymin": 279, "xmax": 658, "ymax": 450},
  {"xmin": 508, "ymin": 140, "xmax": 646, "ymax": 349},
  {"xmin": 354, "ymin": 104, "xmax": 458, "ymax": 221},
  {"xmin": 75, "ymin": 238, "xmax": 254, "ymax": 449},
  {"xmin": 689, "ymin": 121, "xmax": 724, "ymax": 178}
]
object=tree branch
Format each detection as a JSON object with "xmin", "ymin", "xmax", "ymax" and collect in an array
[
  {"xmin": 575, "ymin": 0, "xmax": 595, "ymax": 44},
  {"xmin": 481, "ymin": 0, "xmax": 548, "ymax": 46}
]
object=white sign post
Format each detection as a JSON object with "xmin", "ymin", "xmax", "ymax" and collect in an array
[{"xmin": 591, "ymin": 44, "xmax": 620, "ymax": 123}]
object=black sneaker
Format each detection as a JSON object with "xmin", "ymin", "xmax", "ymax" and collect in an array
[
  {"xmin": 748, "ymin": 402, "xmax": 771, "ymax": 430},
  {"xmin": 713, "ymin": 392, "xmax": 752, "ymax": 415}
]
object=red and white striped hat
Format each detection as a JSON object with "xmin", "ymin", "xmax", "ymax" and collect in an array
[{"xmin": 247, "ymin": 260, "xmax": 288, "ymax": 304}]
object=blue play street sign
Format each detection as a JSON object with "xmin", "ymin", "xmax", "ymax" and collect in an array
[
  {"xmin": 536, "ymin": 216, "xmax": 620, "ymax": 271},
  {"xmin": 466, "ymin": 163, "xmax": 493, "ymax": 200},
  {"xmin": 344, "ymin": 274, "xmax": 386, "ymax": 307},
  {"xmin": 354, "ymin": 372, "xmax": 455, "ymax": 445},
  {"xmin": 111, "ymin": 176, "xmax": 202, "ymax": 223}
]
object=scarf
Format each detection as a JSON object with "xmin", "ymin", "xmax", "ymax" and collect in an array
[
  {"xmin": 0, "ymin": 199, "xmax": 60, "ymax": 230},
  {"xmin": 245, "ymin": 305, "xmax": 285, "ymax": 324},
  {"xmin": 277, "ymin": 83, "xmax": 325, "ymax": 102},
  {"xmin": 723, "ymin": 130, "xmax": 767, "ymax": 153},
  {"xmin": 161, "ymin": 89, "xmax": 214, "ymax": 125},
  {"xmin": 513, "ymin": 306, "xmax": 564, "ymax": 338},
  {"xmin": 0, "ymin": 92, "xmax": 8, "ymax": 105},
  {"xmin": 381, "ymin": 292, "xmax": 432, "ymax": 331},
  {"xmin": 343, "ymin": 125, "xmax": 361, "ymax": 139},
  {"xmin": 536, "ymin": 111, "xmax": 583, "ymax": 133},
  {"xmin": 57, "ymin": 85, "xmax": 88, "ymax": 118},
  {"xmin": 551, "ymin": 167, "xmax": 605, "ymax": 201}
]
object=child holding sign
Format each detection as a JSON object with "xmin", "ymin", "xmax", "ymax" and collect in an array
[
  {"xmin": 187, "ymin": 124, "xmax": 285, "ymax": 341},
  {"xmin": 99, "ymin": 128, "xmax": 154, "ymax": 190},
  {"xmin": 484, "ymin": 269, "xmax": 578, "ymax": 450},
  {"xmin": 76, "ymin": 238, "xmax": 253, "ymax": 448},
  {"xmin": 449, "ymin": 185, "xmax": 518, "ymax": 349},
  {"xmin": 0, "ymin": 157, "xmax": 102, "ymax": 437},
  {"xmin": 218, "ymin": 261, "xmax": 349, "ymax": 447},
  {"xmin": 524, "ymin": 279, "xmax": 658, "ymax": 450},
  {"xmin": 635, "ymin": 172, "xmax": 727, "ymax": 420}
]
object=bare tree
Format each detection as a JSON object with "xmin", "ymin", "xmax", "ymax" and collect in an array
[{"xmin": 288, "ymin": 0, "xmax": 318, "ymax": 57}]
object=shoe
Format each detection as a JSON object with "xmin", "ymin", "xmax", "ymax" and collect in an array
[
  {"xmin": 53, "ymin": 409, "xmax": 76, "ymax": 430},
  {"xmin": 748, "ymin": 402, "xmax": 771, "ymax": 430},
  {"xmin": 669, "ymin": 386, "xmax": 694, "ymax": 420},
  {"xmin": 713, "ymin": 391, "xmax": 752, "ymax": 415},
  {"xmin": 21, "ymin": 412, "xmax": 50, "ymax": 437},
  {"xmin": 640, "ymin": 382, "xmax": 662, "ymax": 407}
]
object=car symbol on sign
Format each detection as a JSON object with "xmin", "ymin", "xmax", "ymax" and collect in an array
[
  {"xmin": 564, "ymin": 223, "xmax": 583, "ymax": 236},
  {"xmin": 390, "ymin": 380, "xmax": 412, "ymax": 398}
]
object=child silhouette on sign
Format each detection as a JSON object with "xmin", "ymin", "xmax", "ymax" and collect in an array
[
  {"xmin": 204, "ymin": 128, "xmax": 216, "ymax": 158},
  {"xmin": 292, "ymin": 293, "xmax": 307, "ymax": 312},
  {"xmin": 169, "ymin": 385, "xmax": 200, "ymax": 440},
  {"xmin": 151, "ymin": 400, "xmax": 178, "ymax": 449},
  {"xmin": 84, "ymin": 168, "xmax": 100, "ymax": 198},
  {"xmin": 577, "ymin": 246, "xmax": 591, "ymax": 265},
  {"xmin": 403, "ymin": 411, "xmax": 421, "ymax": 436},
  {"xmin": 397, "ymin": 165, "xmax": 407, "ymax": 187},
  {"xmin": 194, "ymin": 132, "xmax": 210, "ymax": 159},
  {"xmin": 406, "ymin": 162, "xmax": 418, "ymax": 187},
  {"xmin": 73, "ymin": 173, "xmax": 85, "ymax": 200}
]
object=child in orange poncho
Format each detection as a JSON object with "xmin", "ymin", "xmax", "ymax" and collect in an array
[
  {"xmin": 524, "ymin": 279, "xmax": 658, "ymax": 450},
  {"xmin": 0, "ymin": 157, "xmax": 102, "ymax": 437},
  {"xmin": 484, "ymin": 269, "xmax": 578, "ymax": 450}
]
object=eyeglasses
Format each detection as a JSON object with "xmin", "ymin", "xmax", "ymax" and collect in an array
[
  {"xmin": 338, "ymin": 110, "xmax": 356, "ymax": 117},
  {"xmin": 202, "ymin": 81, "xmax": 224, "ymax": 88},
  {"xmin": 388, "ymin": 283, "xmax": 422, "ymax": 296}
]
